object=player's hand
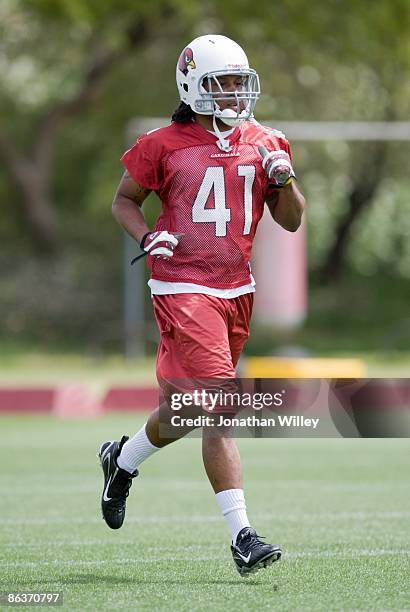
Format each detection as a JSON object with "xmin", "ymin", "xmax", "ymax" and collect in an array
[
  {"xmin": 258, "ymin": 146, "xmax": 295, "ymax": 188},
  {"xmin": 141, "ymin": 230, "xmax": 181, "ymax": 259}
]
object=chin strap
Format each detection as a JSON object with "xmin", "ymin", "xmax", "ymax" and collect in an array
[{"xmin": 212, "ymin": 114, "xmax": 232, "ymax": 152}]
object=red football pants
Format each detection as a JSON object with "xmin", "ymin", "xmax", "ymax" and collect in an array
[{"xmin": 153, "ymin": 292, "xmax": 253, "ymax": 382}]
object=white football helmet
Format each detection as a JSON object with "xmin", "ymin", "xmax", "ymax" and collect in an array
[{"xmin": 176, "ymin": 34, "xmax": 260, "ymax": 128}]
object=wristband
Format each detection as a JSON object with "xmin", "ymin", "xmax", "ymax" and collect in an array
[
  {"xmin": 139, "ymin": 232, "xmax": 151, "ymax": 250},
  {"xmin": 130, "ymin": 233, "xmax": 151, "ymax": 266},
  {"xmin": 269, "ymin": 176, "xmax": 294, "ymax": 189}
]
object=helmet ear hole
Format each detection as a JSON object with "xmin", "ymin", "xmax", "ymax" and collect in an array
[{"xmin": 183, "ymin": 84, "xmax": 188, "ymax": 92}]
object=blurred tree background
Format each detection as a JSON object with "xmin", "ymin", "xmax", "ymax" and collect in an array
[{"xmin": 0, "ymin": 0, "xmax": 409, "ymax": 357}]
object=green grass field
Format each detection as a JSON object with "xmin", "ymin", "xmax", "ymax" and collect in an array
[{"xmin": 0, "ymin": 413, "xmax": 409, "ymax": 611}]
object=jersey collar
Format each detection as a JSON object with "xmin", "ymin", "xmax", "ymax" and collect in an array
[{"xmin": 188, "ymin": 120, "xmax": 242, "ymax": 147}]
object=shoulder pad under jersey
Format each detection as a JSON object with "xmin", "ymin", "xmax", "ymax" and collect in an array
[
  {"xmin": 249, "ymin": 118, "xmax": 287, "ymax": 140},
  {"xmin": 269, "ymin": 128, "xmax": 286, "ymax": 139}
]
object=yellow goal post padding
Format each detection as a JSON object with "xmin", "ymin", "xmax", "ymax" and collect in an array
[{"xmin": 244, "ymin": 357, "xmax": 366, "ymax": 379}]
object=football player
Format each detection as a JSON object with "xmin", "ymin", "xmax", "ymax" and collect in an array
[{"xmin": 98, "ymin": 34, "xmax": 305, "ymax": 576}]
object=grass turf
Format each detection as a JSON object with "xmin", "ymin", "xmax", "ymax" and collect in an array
[{"xmin": 0, "ymin": 413, "xmax": 409, "ymax": 611}]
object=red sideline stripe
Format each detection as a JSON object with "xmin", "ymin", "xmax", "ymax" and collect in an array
[
  {"xmin": 0, "ymin": 388, "xmax": 54, "ymax": 412},
  {"xmin": 102, "ymin": 387, "xmax": 158, "ymax": 411}
]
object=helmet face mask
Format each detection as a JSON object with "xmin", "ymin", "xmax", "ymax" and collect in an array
[
  {"xmin": 176, "ymin": 35, "xmax": 260, "ymax": 127},
  {"xmin": 197, "ymin": 70, "xmax": 260, "ymax": 126}
]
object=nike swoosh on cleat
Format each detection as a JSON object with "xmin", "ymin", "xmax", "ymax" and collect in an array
[
  {"xmin": 103, "ymin": 467, "xmax": 119, "ymax": 502},
  {"xmin": 102, "ymin": 453, "xmax": 112, "ymax": 501},
  {"xmin": 103, "ymin": 475, "xmax": 113, "ymax": 502},
  {"xmin": 234, "ymin": 551, "xmax": 252, "ymax": 564}
]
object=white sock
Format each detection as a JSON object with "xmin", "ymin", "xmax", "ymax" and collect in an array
[
  {"xmin": 215, "ymin": 488, "xmax": 250, "ymax": 544},
  {"xmin": 117, "ymin": 424, "xmax": 160, "ymax": 474}
]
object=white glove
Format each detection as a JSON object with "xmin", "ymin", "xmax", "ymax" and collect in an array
[
  {"xmin": 141, "ymin": 230, "xmax": 181, "ymax": 259},
  {"xmin": 259, "ymin": 146, "xmax": 295, "ymax": 187}
]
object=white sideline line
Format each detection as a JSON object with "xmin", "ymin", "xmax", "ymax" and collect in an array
[
  {"xmin": 1, "ymin": 550, "xmax": 409, "ymax": 569},
  {"xmin": 3, "ymin": 542, "xmax": 410, "ymax": 557},
  {"xmin": 2, "ymin": 478, "xmax": 409, "ymax": 489},
  {"xmin": 288, "ymin": 550, "xmax": 410, "ymax": 558},
  {"xmin": 1, "ymin": 511, "xmax": 409, "ymax": 527},
  {"xmin": 3, "ymin": 480, "xmax": 409, "ymax": 497},
  {"xmin": 3, "ymin": 543, "xmax": 226, "ymax": 551},
  {"xmin": 3, "ymin": 484, "xmax": 409, "ymax": 499},
  {"xmin": 0, "ymin": 557, "xmax": 222, "ymax": 568}
]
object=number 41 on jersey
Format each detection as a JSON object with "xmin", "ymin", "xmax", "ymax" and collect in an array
[{"xmin": 192, "ymin": 166, "xmax": 256, "ymax": 236}]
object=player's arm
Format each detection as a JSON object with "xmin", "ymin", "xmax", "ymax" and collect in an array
[
  {"xmin": 266, "ymin": 182, "xmax": 305, "ymax": 232},
  {"xmin": 112, "ymin": 171, "xmax": 180, "ymax": 259},
  {"xmin": 112, "ymin": 171, "xmax": 152, "ymax": 242}
]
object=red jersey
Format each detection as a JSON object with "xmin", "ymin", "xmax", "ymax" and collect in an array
[{"xmin": 122, "ymin": 120, "xmax": 292, "ymax": 289}]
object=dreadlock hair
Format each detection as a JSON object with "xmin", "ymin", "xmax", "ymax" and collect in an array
[{"xmin": 171, "ymin": 101, "xmax": 195, "ymax": 123}]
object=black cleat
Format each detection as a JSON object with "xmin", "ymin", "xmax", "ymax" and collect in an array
[
  {"xmin": 231, "ymin": 527, "xmax": 281, "ymax": 577},
  {"xmin": 98, "ymin": 436, "xmax": 138, "ymax": 530}
]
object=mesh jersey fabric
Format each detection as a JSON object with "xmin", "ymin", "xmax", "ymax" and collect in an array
[{"xmin": 122, "ymin": 120, "xmax": 292, "ymax": 290}]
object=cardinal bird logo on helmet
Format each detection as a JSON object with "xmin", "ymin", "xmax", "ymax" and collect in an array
[{"xmin": 178, "ymin": 47, "xmax": 196, "ymax": 76}]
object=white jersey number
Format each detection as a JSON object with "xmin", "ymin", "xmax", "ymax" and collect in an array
[{"xmin": 192, "ymin": 165, "xmax": 256, "ymax": 237}]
